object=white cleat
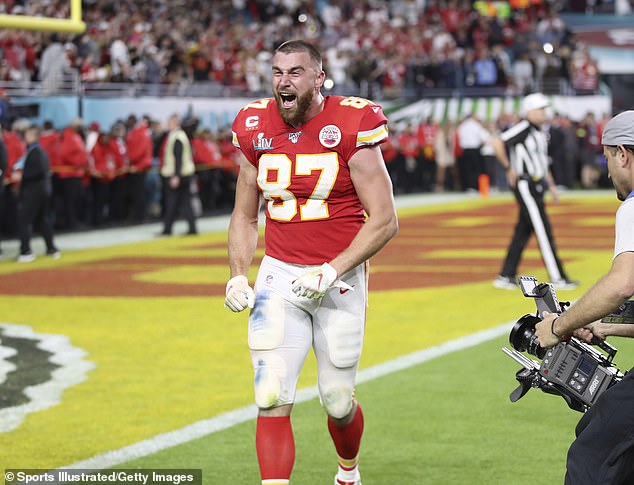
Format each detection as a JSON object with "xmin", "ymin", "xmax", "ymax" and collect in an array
[{"xmin": 334, "ymin": 475, "xmax": 362, "ymax": 485}]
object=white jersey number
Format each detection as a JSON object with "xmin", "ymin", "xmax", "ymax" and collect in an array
[{"xmin": 257, "ymin": 153, "xmax": 339, "ymax": 221}]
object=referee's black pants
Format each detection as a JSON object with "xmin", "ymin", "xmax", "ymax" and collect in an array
[{"xmin": 500, "ymin": 177, "xmax": 568, "ymax": 282}]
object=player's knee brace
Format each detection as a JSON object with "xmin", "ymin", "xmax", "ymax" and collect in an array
[
  {"xmin": 320, "ymin": 383, "xmax": 354, "ymax": 419},
  {"xmin": 327, "ymin": 314, "xmax": 363, "ymax": 368},
  {"xmin": 248, "ymin": 290, "xmax": 285, "ymax": 351},
  {"xmin": 253, "ymin": 355, "xmax": 287, "ymax": 409}
]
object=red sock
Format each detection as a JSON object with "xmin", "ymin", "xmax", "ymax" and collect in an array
[
  {"xmin": 256, "ymin": 415, "xmax": 295, "ymax": 482},
  {"xmin": 327, "ymin": 404, "xmax": 364, "ymax": 460}
]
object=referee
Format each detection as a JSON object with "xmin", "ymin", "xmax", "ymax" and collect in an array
[{"xmin": 491, "ymin": 93, "xmax": 577, "ymax": 290}]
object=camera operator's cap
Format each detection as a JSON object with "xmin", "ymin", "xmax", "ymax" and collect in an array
[
  {"xmin": 521, "ymin": 93, "xmax": 550, "ymax": 116},
  {"xmin": 602, "ymin": 110, "xmax": 634, "ymax": 146}
]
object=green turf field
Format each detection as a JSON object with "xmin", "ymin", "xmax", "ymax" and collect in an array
[{"xmin": 0, "ymin": 192, "xmax": 629, "ymax": 484}]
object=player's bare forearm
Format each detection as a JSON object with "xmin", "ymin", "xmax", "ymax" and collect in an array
[
  {"xmin": 227, "ymin": 158, "xmax": 260, "ymax": 278},
  {"xmin": 228, "ymin": 213, "xmax": 259, "ymax": 277}
]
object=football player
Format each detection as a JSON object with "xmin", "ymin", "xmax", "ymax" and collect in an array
[{"xmin": 226, "ymin": 40, "xmax": 398, "ymax": 485}]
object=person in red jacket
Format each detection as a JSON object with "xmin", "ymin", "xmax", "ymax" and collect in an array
[
  {"xmin": 4, "ymin": 121, "xmax": 27, "ymax": 180},
  {"xmin": 192, "ymin": 128, "xmax": 222, "ymax": 212},
  {"xmin": 216, "ymin": 130, "xmax": 239, "ymax": 208},
  {"xmin": 397, "ymin": 123, "xmax": 422, "ymax": 193},
  {"xmin": 108, "ymin": 121, "xmax": 129, "ymax": 222},
  {"xmin": 88, "ymin": 124, "xmax": 116, "ymax": 226},
  {"xmin": 58, "ymin": 118, "xmax": 88, "ymax": 229},
  {"xmin": 0, "ymin": 126, "xmax": 7, "ymax": 258},
  {"xmin": 2, "ymin": 122, "xmax": 27, "ymax": 238},
  {"xmin": 39, "ymin": 120, "xmax": 61, "ymax": 228},
  {"xmin": 125, "ymin": 114, "xmax": 152, "ymax": 222}
]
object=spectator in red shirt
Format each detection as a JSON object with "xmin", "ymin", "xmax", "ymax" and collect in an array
[
  {"xmin": 58, "ymin": 118, "xmax": 88, "ymax": 229},
  {"xmin": 0, "ymin": 126, "xmax": 7, "ymax": 258},
  {"xmin": 192, "ymin": 128, "xmax": 222, "ymax": 212},
  {"xmin": 108, "ymin": 121, "xmax": 129, "ymax": 222},
  {"xmin": 125, "ymin": 114, "xmax": 153, "ymax": 222},
  {"xmin": 88, "ymin": 124, "xmax": 116, "ymax": 226},
  {"xmin": 39, "ymin": 120, "xmax": 62, "ymax": 228},
  {"xmin": 397, "ymin": 123, "xmax": 422, "ymax": 193},
  {"xmin": 3, "ymin": 121, "xmax": 27, "ymax": 184}
]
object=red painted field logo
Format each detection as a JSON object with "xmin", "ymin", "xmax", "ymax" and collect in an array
[{"xmin": 0, "ymin": 323, "xmax": 95, "ymax": 432}]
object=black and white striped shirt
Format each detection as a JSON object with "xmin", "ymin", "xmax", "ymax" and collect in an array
[{"xmin": 501, "ymin": 119, "xmax": 549, "ymax": 180}]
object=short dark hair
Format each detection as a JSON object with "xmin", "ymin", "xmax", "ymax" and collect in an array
[
  {"xmin": 605, "ymin": 145, "xmax": 634, "ymax": 155},
  {"xmin": 275, "ymin": 40, "xmax": 322, "ymax": 70}
]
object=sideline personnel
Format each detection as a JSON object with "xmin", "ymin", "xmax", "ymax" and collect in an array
[
  {"xmin": 12, "ymin": 125, "xmax": 59, "ymax": 262},
  {"xmin": 491, "ymin": 93, "xmax": 577, "ymax": 290},
  {"xmin": 226, "ymin": 40, "xmax": 397, "ymax": 485},
  {"xmin": 160, "ymin": 114, "xmax": 197, "ymax": 236},
  {"xmin": 535, "ymin": 110, "xmax": 634, "ymax": 485}
]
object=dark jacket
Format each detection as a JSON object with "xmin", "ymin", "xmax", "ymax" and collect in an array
[{"xmin": 20, "ymin": 143, "xmax": 52, "ymax": 194}]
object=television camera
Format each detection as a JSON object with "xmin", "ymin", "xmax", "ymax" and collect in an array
[{"xmin": 502, "ymin": 276, "xmax": 627, "ymax": 412}]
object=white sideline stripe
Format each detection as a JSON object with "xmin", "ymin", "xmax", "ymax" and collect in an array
[{"xmin": 59, "ymin": 322, "xmax": 512, "ymax": 470}]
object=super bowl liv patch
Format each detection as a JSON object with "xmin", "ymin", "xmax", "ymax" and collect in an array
[{"xmin": 319, "ymin": 125, "xmax": 341, "ymax": 148}]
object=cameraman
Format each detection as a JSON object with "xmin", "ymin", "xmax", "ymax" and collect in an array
[{"xmin": 535, "ymin": 110, "xmax": 634, "ymax": 485}]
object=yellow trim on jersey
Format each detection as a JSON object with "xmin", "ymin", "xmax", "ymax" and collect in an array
[
  {"xmin": 356, "ymin": 124, "xmax": 389, "ymax": 147},
  {"xmin": 232, "ymin": 131, "xmax": 239, "ymax": 148}
]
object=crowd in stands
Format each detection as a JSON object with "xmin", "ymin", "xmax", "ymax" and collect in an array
[
  {"xmin": 0, "ymin": 0, "xmax": 614, "ymax": 250},
  {"xmin": 0, "ymin": 0, "xmax": 600, "ymax": 97}
]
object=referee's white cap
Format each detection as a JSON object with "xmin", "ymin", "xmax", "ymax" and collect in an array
[{"xmin": 521, "ymin": 93, "xmax": 550, "ymax": 116}]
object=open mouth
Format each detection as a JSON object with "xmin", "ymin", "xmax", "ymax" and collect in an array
[{"xmin": 279, "ymin": 93, "xmax": 297, "ymax": 109}]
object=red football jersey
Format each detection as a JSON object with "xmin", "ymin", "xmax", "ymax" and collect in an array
[{"xmin": 232, "ymin": 95, "xmax": 388, "ymax": 265}]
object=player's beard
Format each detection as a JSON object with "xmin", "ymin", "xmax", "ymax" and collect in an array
[{"xmin": 275, "ymin": 89, "xmax": 313, "ymax": 127}]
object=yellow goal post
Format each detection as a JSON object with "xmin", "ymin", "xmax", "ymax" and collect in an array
[{"xmin": 0, "ymin": 0, "xmax": 85, "ymax": 33}]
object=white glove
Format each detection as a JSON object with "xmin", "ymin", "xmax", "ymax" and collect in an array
[
  {"xmin": 291, "ymin": 262, "xmax": 353, "ymax": 299},
  {"xmin": 224, "ymin": 275, "xmax": 255, "ymax": 312}
]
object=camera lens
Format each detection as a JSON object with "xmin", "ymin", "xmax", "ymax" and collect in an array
[{"xmin": 510, "ymin": 314, "xmax": 546, "ymax": 359}]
